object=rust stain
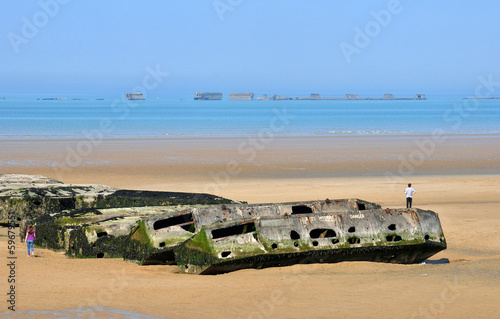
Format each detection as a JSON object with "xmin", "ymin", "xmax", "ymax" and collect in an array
[{"xmin": 410, "ymin": 210, "xmax": 420, "ymax": 224}]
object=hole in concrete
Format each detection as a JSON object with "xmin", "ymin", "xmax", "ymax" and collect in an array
[
  {"xmin": 153, "ymin": 213, "xmax": 194, "ymax": 230},
  {"xmin": 291, "ymin": 205, "xmax": 313, "ymax": 215},
  {"xmin": 290, "ymin": 230, "xmax": 301, "ymax": 240},
  {"xmin": 386, "ymin": 235, "xmax": 402, "ymax": 242},
  {"xmin": 310, "ymin": 228, "xmax": 336, "ymax": 238},
  {"xmin": 348, "ymin": 226, "xmax": 356, "ymax": 233},
  {"xmin": 96, "ymin": 252, "xmax": 104, "ymax": 258},
  {"xmin": 212, "ymin": 222, "xmax": 256, "ymax": 240},
  {"xmin": 348, "ymin": 237, "xmax": 360, "ymax": 244},
  {"xmin": 357, "ymin": 202, "xmax": 366, "ymax": 210},
  {"xmin": 294, "ymin": 241, "xmax": 299, "ymax": 247},
  {"xmin": 180, "ymin": 224, "xmax": 196, "ymax": 233},
  {"xmin": 159, "ymin": 242, "xmax": 166, "ymax": 247},
  {"xmin": 424, "ymin": 234, "xmax": 430, "ymax": 240},
  {"xmin": 332, "ymin": 239, "xmax": 339, "ymax": 244},
  {"xmin": 388, "ymin": 224, "xmax": 396, "ymax": 231},
  {"xmin": 271, "ymin": 243, "xmax": 278, "ymax": 249},
  {"xmin": 96, "ymin": 232, "xmax": 107, "ymax": 238},
  {"xmin": 312, "ymin": 241, "xmax": 319, "ymax": 246},
  {"xmin": 221, "ymin": 251, "xmax": 231, "ymax": 258}
]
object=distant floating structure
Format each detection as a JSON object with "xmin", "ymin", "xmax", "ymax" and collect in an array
[
  {"xmin": 228, "ymin": 92, "xmax": 254, "ymax": 101},
  {"xmin": 194, "ymin": 92, "xmax": 222, "ymax": 100},
  {"xmin": 125, "ymin": 92, "xmax": 144, "ymax": 100},
  {"xmin": 257, "ymin": 94, "xmax": 292, "ymax": 101},
  {"xmin": 463, "ymin": 96, "xmax": 500, "ymax": 100},
  {"xmin": 41, "ymin": 97, "xmax": 67, "ymax": 100},
  {"xmin": 257, "ymin": 93, "xmax": 427, "ymax": 101}
]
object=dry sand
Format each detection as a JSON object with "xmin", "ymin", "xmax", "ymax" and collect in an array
[{"xmin": 1, "ymin": 136, "xmax": 499, "ymax": 318}]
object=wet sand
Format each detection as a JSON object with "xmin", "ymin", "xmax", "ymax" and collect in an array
[
  {"xmin": 1, "ymin": 135, "xmax": 499, "ymax": 318},
  {"xmin": 1, "ymin": 135, "xmax": 500, "ymax": 181}
]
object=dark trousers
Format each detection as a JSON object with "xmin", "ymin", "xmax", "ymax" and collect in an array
[{"xmin": 406, "ymin": 197, "xmax": 412, "ymax": 208}]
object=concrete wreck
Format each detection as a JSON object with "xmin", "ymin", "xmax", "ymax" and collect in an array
[
  {"xmin": 32, "ymin": 198, "xmax": 379, "ymax": 265},
  {"xmin": 0, "ymin": 174, "xmax": 237, "ymax": 263},
  {"xmin": 0, "ymin": 174, "xmax": 236, "ymax": 226},
  {"xmin": 0, "ymin": 174, "xmax": 447, "ymax": 274},
  {"xmin": 175, "ymin": 207, "xmax": 446, "ymax": 274}
]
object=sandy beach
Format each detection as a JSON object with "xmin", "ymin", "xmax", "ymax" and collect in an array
[
  {"xmin": 4, "ymin": 0, "xmax": 500, "ymax": 317},
  {"xmin": 1, "ymin": 135, "xmax": 499, "ymax": 318}
]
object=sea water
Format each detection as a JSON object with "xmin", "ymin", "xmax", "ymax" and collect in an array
[{"xmin": 0, "ymin": 95, "xmax": 499, "ymax": 140}]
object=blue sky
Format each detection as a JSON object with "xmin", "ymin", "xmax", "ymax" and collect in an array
[{"xmin": 1, "ymin": 1, "xmax": 499, "ymax": 97}]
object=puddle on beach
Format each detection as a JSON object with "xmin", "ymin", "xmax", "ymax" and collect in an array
[{"xmin": 0, "ymin": 306, "xmax": 164, "ymax": 319}]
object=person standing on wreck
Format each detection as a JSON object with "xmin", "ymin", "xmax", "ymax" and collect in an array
[
  {"xmin": 405, "ymin": 183, "xmax": 416, "ymax": 208},
  {"xmin": 26, "ymin": 224, "xmax": 36, "ymax": 257}
]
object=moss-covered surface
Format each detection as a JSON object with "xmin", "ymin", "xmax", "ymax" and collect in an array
[
  {"xmin": 130, "ymin": 220, "xmax": 152, "ymax": 248},
  {"xmin": 32, "ymin": 215, "xmax": 66, "ymax": 251},
  {"xmin": 84, "ymin": 190, "xmax": 235, "ymax": 209},
  {"xmin": 32, "ymin": 213, "xmax": 183, "ymax": 264},
  {"xmin": 0, "ymin": 196, "xmax": 75, "ymax": 224},
  {"xmin": 65, "ymin": 225, "xmax": 153, "ymax": 262},
  {"xmin": 174, "ymin": 228, "xmax": 219, "ymax": 270},
  {"xmin": 123, "ymin": 237, "xmax": 157, "ymax": 263},
  {"xmin": 29, "ymin": 207, "xmax": 185, "ymax": 264},
  {"xmin": 66, "ymin": 227, "xmax": 129, "ymax": 259}
]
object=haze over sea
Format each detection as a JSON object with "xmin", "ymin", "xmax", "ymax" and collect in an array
[{"xmin": 1, "ymin": 95, "xmax": 499, "ymax": 140}]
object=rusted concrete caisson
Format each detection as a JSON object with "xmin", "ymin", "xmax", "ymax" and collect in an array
[
  {"xmin": 0, "ymin": 174, "xmax": 236, "ymax": 263},
  {"xmin": 146, "ymin": 198, "xmax": 379, "ymax": 248},
  {"xmin": 34, "ymin": 198, "xmax": 378, "ymax": 264},
  {"xmin": 174, "ymin": 207, "xmax": 447, "ymax": 275},
  {"xmin": 140, "ymin": 198, "xmax": 379, "ymax": 263},
  {"xmin": 2, "ymin": 174, "xmax": 446, "ymax": 273}
]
